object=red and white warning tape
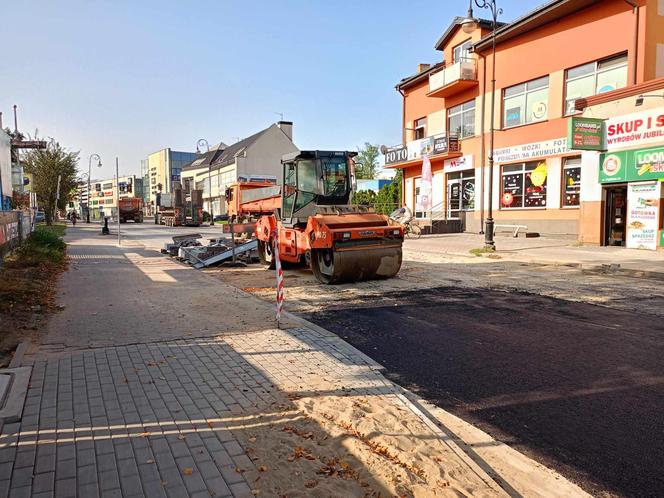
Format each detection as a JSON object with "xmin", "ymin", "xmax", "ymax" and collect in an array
[{"xmin": 273, "ymin": 233, "xmax": 284, "ymax": 325}]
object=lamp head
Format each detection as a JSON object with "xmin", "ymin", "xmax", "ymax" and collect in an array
[
  {"xmin": 635, "ymin": 95, "xmax": 644, "ymax": 107},
  {"xmin": 461, "ymin": 17, "xmax": 479, "ymax": 34}
]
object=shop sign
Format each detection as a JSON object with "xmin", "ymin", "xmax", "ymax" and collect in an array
[
  {"xmin": 599, "ymin": 145, "xmax": 664, "ymax": 183},
  {"xmin": 384, "ymin": 144, "xmax": 408, "ymax": 166},
  {"xmin": 444, "ymin": 155, "xmax": 474, "ymax": 173},
  {"xmin": 567, "ymin": 117, "xmax": 606, "ymax": 151},
  {"xmin": 626, "ymin": 182, "xmax": 660, "ymax": 250},
  {"xmin": 660, "ymin": 230, "xmax": 664, "ymax": 248},
  {"xmin": 605, "ymin": 108, "xmax": 664, "ymax": 150},
  {"xmin": 493, "ymin": 138, "xmax": 569, "ymax": 163},
  {"xmin": 384, "ymin": 132, "xmax": 460, "ymax": 166}
]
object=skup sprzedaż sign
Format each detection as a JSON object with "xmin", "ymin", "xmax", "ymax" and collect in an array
[{"xmin": 626, "ymin": 182, "xmax": 661, "ymax": 250}]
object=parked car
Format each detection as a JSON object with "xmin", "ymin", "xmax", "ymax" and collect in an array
[
  {"xmin": 35, "ymin": 211, "xmax": 45, "ymax": 223},
  {"xmin": 213, "ymin": 214, "xmax": 229, "ymax": 222}
]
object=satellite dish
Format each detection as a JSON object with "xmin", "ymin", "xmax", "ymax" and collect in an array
[{"xmin": 380, "ymin": 145, "xmax": 389, "ymax": 155}]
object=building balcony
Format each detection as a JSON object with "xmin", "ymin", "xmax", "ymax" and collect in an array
[
  {"xmin": 427, "ymin": 59, "xmax": 478, "ymax": 98},
  {"xmin": 384, "ymin": 132, "xmax": 461, "ymax": 168}
]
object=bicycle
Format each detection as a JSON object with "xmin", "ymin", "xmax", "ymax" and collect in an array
[{"xmin": 403, "ymin": 220, "xmax": 422, "ymax": 239}]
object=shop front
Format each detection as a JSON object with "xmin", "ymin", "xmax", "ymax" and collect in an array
[
  {"xmin": 599, "ymin": 145, "xmax": 664, "ymax": 250},
  {"xmin": 486, "ymin": 137, "xmax": 581, "ymax": 236}
]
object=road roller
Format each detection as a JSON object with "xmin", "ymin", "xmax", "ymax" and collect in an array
[{"xmin": 255, "ymin": 150, "xmax": 404, "ymax": 284}]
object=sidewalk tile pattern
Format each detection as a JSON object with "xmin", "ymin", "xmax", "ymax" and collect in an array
[{"xmin": 2, "ymin": 326, "xmax": 392, "ymax": 497}]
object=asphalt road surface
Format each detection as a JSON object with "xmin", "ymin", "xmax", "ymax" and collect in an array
[{"xmin": 305, "ymin": 286, "xmax": 664, "ymax": 498}]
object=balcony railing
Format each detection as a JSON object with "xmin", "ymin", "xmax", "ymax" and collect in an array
[
  {"xmin": 428, "ymin": 58, "xmax": 478, "ymax": 98},
  {"xmin": 383, "ymin": 132, "xmax": 461, "ymax": 167}
]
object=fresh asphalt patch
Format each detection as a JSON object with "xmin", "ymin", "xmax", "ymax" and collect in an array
[{"xmin": 304, "ymin": 286, "xmax": 664, "ymax": 498}]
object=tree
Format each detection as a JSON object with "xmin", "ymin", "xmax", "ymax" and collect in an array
[
  {"xmin": 375, "ymin": 169, "xmax": 402, "ymax": 214},
  {"xmin": 22, "ymin": 141, "xmax": 79, "ymax": 225},
  {"xmin": 355, "ymin": 143, "xmax": 379, "ymax": 179},
  {"xmin": 353, "ymin": 190, "xmax": 376, "ymax": 206}
]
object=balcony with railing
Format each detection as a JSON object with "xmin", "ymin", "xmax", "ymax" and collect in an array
[
  {"xmin": 383, "ymin": 132, "xmax": 462, "ymax": 168},
  {"xmin": 428, "ymin": 58, "xmax": 478, "ymax": 98}
]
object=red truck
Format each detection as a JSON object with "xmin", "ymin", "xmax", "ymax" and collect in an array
[{"xmin": 119, "ymin": 197, "xmax": 144, "ymax": 223}]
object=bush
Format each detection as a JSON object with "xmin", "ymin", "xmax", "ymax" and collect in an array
[{"xmin": 12, "ymin": 226, "xmax": 67, "ymax": 267}]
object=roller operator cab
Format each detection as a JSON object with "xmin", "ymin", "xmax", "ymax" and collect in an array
[{"xmin": 255, "ymin": 150, "xmax": 404, "ymax": 284}]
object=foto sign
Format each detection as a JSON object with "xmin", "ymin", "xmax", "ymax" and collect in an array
[
  {"xmin": 600, "ymin": 144, "xmax": 664, "ymax": 183},
  {"xmin": 567, "ymin": 117, "xmax": 605, "ymax": 151}
]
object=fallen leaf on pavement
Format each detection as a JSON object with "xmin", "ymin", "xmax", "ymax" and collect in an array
[
  {"xmin": 183, "ymin": 467, "xmax": 193, "ymax": 476},
  {"xmin": 258, "ymin": 465, "xmax": 268, "ymax": 472}
]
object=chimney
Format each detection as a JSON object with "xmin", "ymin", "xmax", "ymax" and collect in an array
[
  {"xmin": 277, "ymin": 121, "xmax": 293, "ymax": 141},
  {"xmin": 0, "ymin": 112, "xmax": 3, "ymax": 129},
  {"xmin": 417, "ymin": 63, "xmax": 430, "ymax": 73}
]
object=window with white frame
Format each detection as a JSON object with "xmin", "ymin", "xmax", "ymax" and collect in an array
[
  {"xmin": 453, "ymin": 40, "xmax": 472, "ymax": 63},
  {"xmin": 448, "ymin": 100, "xmax": 475, "ymax": 139},
  {"xmin": 561, "ymin": 157, "xmax": 581, "ymax": 207},
  {"xmin": 503, "ymin": 76, "xmax": 549, "ymax": 128},
  {"xmin": 414, "ymin": 117, "xmax": 426, "ymax": 140},
  {"xmin": 564, "ymin": 54, "xmax": 627, "ymax": 115}
]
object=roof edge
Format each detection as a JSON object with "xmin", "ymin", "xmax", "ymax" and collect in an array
[{"xmin": 575, "ymin": 77, "xmax": 664, "ymax": 111}]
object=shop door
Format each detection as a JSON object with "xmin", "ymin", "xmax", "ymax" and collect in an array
[
  {"xmin": 447, "ymin": 179, "xmax": 461, "ymax": 219},
  {"xmin": 604, "ymin": 186, "xmax": 627, "ymax": 246}
]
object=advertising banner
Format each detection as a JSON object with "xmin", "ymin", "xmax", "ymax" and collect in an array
[
  {"xmin": 384, "ymin": 132, "xmax": 460, "ymax": 166},
  {"xmin": 600, "ymin": 145, "xmax": 664, "ymax": 183},
  {"xmin": 626, "ymin": 182, "xmax": 660, "ymax": 250},
  {"xmin": 605, "ymin": 108, "xmax": 664, "ymax": 150},
  {"xmin": 493, "ymin": 138, "xmax": 569, "ymax": 163},
  {"xmin": 417, "ymin": 155, "xmax": 433, "ymax": 212},
  {"xmin": 567, "ymin": 117, "xmax": 606, "ymax": 151}
]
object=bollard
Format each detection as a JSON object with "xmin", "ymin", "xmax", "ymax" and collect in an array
[{"xmin": 101, "ymin": 217, "xmax": 110, "ymax": 235}]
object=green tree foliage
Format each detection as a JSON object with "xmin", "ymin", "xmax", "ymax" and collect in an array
[
  {"xmin": 355, "ymin": 143, "xmax": 379, "ymax": 179},
  {"xmin": 374, "ymin": 170, "xmax": 403, "ymax": 214},
  {"xmin": 22, "ymin": 141, "xmax": 79, "ymax": 225},
  {"xmin": 353, "ymin": 190, "xmax": 376, "ymax": 206}
]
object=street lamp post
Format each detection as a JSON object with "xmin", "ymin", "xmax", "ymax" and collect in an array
[
  {"xmin": 87, "ymin": 153, "xmax": 102, "ymax": 223},
  {"xmin": 196, "ymin": 139, "xmax": 213, "ymax": 226},
  {"xmin": 462, "ymin": 0, "xmax": 502, "ymax": 250}
]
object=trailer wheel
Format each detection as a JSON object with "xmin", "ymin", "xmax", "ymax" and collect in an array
[{"xmin": 257, "ymin": 240, "xmax": 275, "ymax": 270}]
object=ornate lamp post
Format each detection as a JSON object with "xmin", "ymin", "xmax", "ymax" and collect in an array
[
  {"xmin": 87, "ymin": 153, "xmax": 102, "ymax": 223},
  {"xmin": 196, "ymin": 139, "xmax": 213, "ymax": 226},
  {"xmin": 461, "ymin": 0, "xmax": 502, "ymax": 250}
]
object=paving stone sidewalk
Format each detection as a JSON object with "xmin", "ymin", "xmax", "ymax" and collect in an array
[{"xmin": 1, "ymin": 325, "xmax": 506, "ymax": 497}]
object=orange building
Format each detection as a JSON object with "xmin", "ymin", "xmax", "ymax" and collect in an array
[{"xmin": 390, "ymin": 0, "xmax": 664, "ymax": 248}]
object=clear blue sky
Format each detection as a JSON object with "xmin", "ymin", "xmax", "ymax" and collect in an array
[{"xmin": 1, "ymin": 0, "xmax": 542, "ymax": 179}]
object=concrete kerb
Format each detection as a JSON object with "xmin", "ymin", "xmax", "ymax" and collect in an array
[
  {"xmin": 0, "ymin": 366, "xmax": 32, "ymax": 424},
  {"xmin": 420, "ymin": 246, "xmax": 664, "ymax": 281}
]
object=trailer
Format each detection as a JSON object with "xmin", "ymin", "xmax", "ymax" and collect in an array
[{"xmin": 156, "ymin": 184, "xmax": 203, "ymax": 227}]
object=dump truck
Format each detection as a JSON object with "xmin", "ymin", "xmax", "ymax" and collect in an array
[
  {"xmin": 225, "ymin": 180, "xmax": 281, "ymax": 223},
  {"xmin": 118, "ymin": 197, "xmax": 144, "ymax": 223},
  {"xmin": 255, "ymin": 150, "xmax": 403, "ymax": 284},
  {"xmin": 156, "ymin": 183, "xmax": 204, "ymax": 227}
]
